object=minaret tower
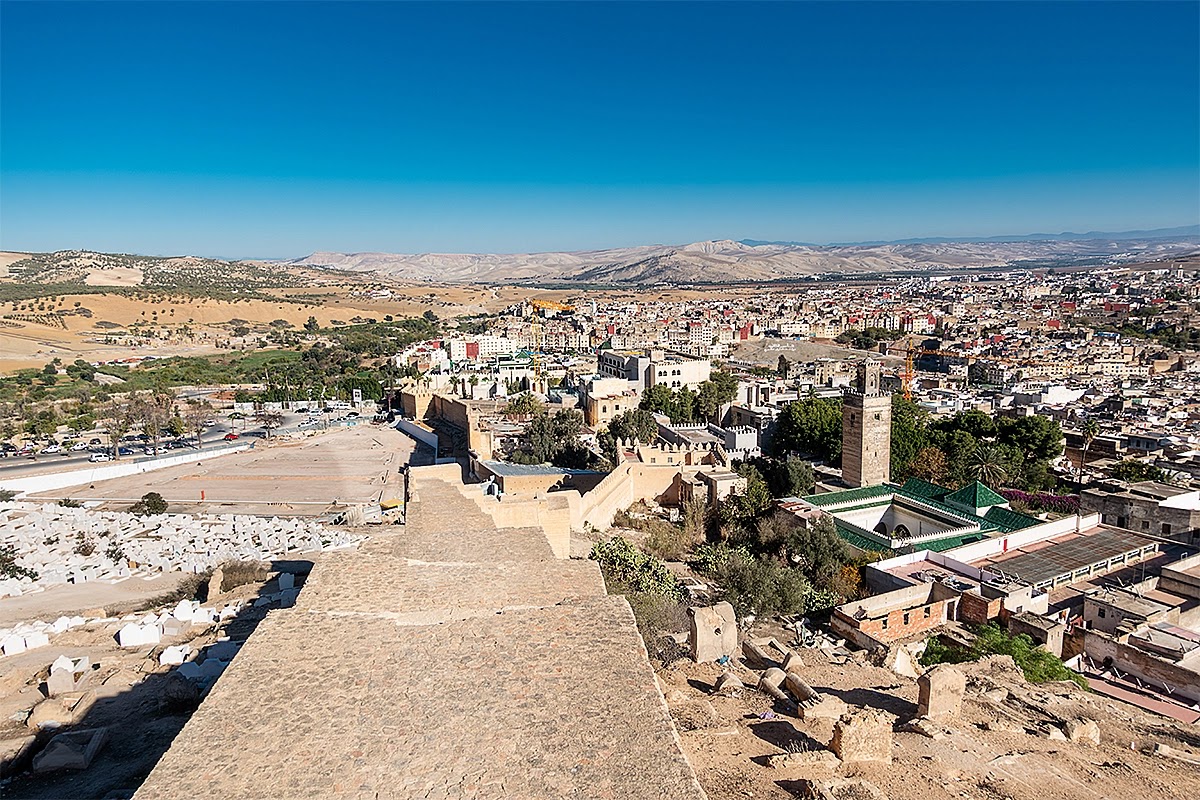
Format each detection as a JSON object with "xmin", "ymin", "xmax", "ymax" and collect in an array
[{"xmin": 841, "ymin": 360, "xmax": 891, "ymax": 487}]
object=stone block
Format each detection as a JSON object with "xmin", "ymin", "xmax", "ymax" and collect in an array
[
  {"xmin": 32, "ymin": 727, "xmax": 107, "ymax": 773},
  {"xmin": 917, "ymin": 664, "xmax": 966, "ymax": 719},
  {"xmin": 278, "ymin": 572, "xmax": 295, "ymax": 590},
  {"xmin": 1064, "ymin": 718, "xmax": 1100, "ymax": 746},
  {"xmin": 799, "ymin": 696, "xmax": 848, "ymax": 721},
  {"xmin": 831, "ymin": 709, "xmax": 894, "ymax": 765},
  {"xmin": 2, "ymin": 634, "xmax": 26, "ymax": 657},
  {"xmin": 689, "ymin": 602, "xmax": 737, "ymax": 663}
]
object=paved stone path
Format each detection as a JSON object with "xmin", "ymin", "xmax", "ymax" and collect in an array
[{"xmin": 135, "ymin": 468, "xmax": 706, "ymax": 799}]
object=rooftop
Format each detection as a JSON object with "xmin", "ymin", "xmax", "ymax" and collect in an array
[{"xmin": 971, "ymin": 526, "xmax": 1158, "ymax": 587}]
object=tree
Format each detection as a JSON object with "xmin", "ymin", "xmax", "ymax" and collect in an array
[
  {"xmin": 515, "ymin": 409, "xmax": 586, "ymax": 466},
  {"xmin": 639, "ymin": 384, "xmax": 675, "ymax": 417},
  {"xmin": 183, "ymin": 401, "xmax": 212, "ymax": 449},
  {"xmin": 1111, "ymin": 459, "xmax": 1165, "ymax": 484},
  {"xmin": 890, "ymin": 396, "xmax": 930, "ymax": 478},
  {"xmin": 422, "ymin": 310, "xmax": 439, "ymax": 324},
  {"xmin": 746, "ymin": 455, "xmax": 815, "ymax": 498},
  {"xmin": 504, "ymin": 392, "xmax": 545, "ymax": 417},
  {"xmin": 773, "ymin": 397, "xmax": 842, "ymax": 462},
  {"xmin": 907, "ymin": 446, "xmax": 949, "ymax": 485},
  {"xmin": 971, "ymin": 443, "xmax": 1009, "ymax": 488},
  {"xmin": 103, "ymin": 398, "xmax": 138, "ymax": 459},
  {"xmin": 997, "ymin": 415, "xmax": 1064, "ymax": 462},
  {"xmin": 130, "ymin": 491, "xmax": 168, "ymax": 516},
  {"xmin": 779, "ymin": 514, "xmax": 850, "ymax": 590},
  {"xmin": 304, "ymin": 316, "xmax": 320, "ymax": 332},
  {"xmin": 608, "ymin": 409, "xmax": 658, "ymax": 445},
  {"xmin": 1079, "ymin": 418, "xmax": 1100, "ymax": 491},
  {"xmin": 255, "ymin": 411, "xmax": 284, "ymax": 438}
]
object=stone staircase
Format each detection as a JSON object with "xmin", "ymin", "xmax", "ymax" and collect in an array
[{"xmin": 135, "ymin": 466, "xmax": 706, "ymax": 799}]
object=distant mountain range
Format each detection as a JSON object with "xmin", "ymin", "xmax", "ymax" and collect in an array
[
  {"xmin": 741, "ymin": 225, "xmax": 1200, "ymax": 248},
  {"xmin": 284, "ymin": 228, "xmax": 1199, "ymax": 285}
]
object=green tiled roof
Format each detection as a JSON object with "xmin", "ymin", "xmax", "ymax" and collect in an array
[
  {"xmin": 923, "ymin": 532, "xmax": 990, "ymax": 552},
  {"xmin": 983, "ymin": 505, "xmax": 1041, "ymax": 532},
  {"xmin": 898, "ymin": 478, "xmax": 952, "ymax": 501},
  {"xmin": 832, "ymin": 519, "xmax": 894, "ymax": 555},
  {"xmin": 803, "ymin": 484, "xmax": 895, "ymax": 507},
  {"xmin": 944, "ymin": 481, "xmax": 1007, "ymax": 511}
]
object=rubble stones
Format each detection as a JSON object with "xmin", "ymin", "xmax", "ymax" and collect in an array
[
  {"xmin": 767, "ymin": 749, "xmax": 842, "ymax": 770},
  {"xmin": 713, "ymin": 671, "xmax": 744, "ymax": 694},
  {"xmin": 689, "ymin": 602, "xmax": 737, "ymax": 663},
  {"xmin": 831, "ymin": 709, "xmax": 894, "ymax": 765},
  {"xmin": 1064, "ymin": 718, "xmax": 1100, "ymax": 746},
  {"xmin": 917, "ymin": 664, "xmax": 966, "ymax": 719},
  {"xmin": 31, "ymin": 727, "xmax": 108, "ymax": 773}
]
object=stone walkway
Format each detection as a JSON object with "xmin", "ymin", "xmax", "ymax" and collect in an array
[{"xmin": 134, "ymin": 468, "xmax": 706, "ymax": 799}]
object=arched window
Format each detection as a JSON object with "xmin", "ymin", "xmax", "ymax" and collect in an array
[
  {"xmin": 893, "ymin": 524, "xmax": 912, "ymax": 540},
  {"xmin": 873, "ymin": 521, "xmax": 888, "ymax": 535}
]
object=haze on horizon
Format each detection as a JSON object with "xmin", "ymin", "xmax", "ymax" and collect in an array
[{"xmin": 1, "ymin": 1, "xmax": 1197, "ymax": 261}]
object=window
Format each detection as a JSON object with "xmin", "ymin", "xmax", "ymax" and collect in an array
[
  {"xmin": 881, "ymin": 618, "xmax": 888, "ymax": 630},
  {"xmin": 923, "ymin": 606, "xmax": 931, "ymax": 618},
  {"xmin": 874, "ymin": 413, "xmax": 881, "ymax": 421},
  {"xmin": 1098, "ymin": 608, "xmax": 1106, "ymax": 618},
  {"xmin": 1142, "ymin": 521, "xmax": 1150, "ymax": 531},
  {"xmin": 1162, "ymin": 523, "xmax": 1172, "ymax": 536},
  {"xmin": 903, "ymin": 612, "xmax": 910, "ymax": 625}
]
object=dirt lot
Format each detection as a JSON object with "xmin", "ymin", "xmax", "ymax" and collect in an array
[{"xmin": 26, "ymin": 424, "xmax": 417, "ymax": 516}]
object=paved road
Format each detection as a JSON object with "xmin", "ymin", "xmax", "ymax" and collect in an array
[{"xmin": 0, "ymin": 411, "xmax": 364, "ymax": 480}]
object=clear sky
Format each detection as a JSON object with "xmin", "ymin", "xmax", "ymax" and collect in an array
[{"xmin": 1, "ymin": 1, "xmax": 1197, "ymax": 258}]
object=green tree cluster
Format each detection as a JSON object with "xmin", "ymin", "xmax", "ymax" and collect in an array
[
  {"xmin": 772, "ymin": 396, "xmax": 842, "ymax": 462},
  {"xmin": 921, "ymin": 622, "xmax": 1087, "ymax": 690},
  {"xmin": 639, "ymin": 370, "xmax": 739, "ymax": 424}
]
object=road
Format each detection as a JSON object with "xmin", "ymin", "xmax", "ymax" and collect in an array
[{"xmin": 0, "ymin": 410, "xmax": 357, "ymax": 480}]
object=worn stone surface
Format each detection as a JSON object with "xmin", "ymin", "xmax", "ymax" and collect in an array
[
  {"xmin": 830, "ymin": 709, "xmax": 894, "ymax": 765},
  {"xmin": 135, "ymin": 469, "xmax": 705, "ymax": 800},
  {"xmin": 917, "ymin": 664, "xmax": 966, "ymax": 719}
]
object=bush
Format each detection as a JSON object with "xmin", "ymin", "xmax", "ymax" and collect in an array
[
  {"xmin": 130, "ymin": 491, "xmax": 168, "ymax": 516},
  {"xmin": 590, "ymin": 537, "xmax": 684, "ymax": 600},
  {"xmin": 712, "ymin": 551, "xmax": 837, "ymax": 618},
  {"xmin": 921, "ymin": 622, "xmax": 1088, "ymax": 690},
  {"xmin": 0, "ymin": 544, "xmax": 38, "ymax": 581}
]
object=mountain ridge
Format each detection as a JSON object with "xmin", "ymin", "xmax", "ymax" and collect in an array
[{"xmin": 284, "ymin": 230, "xmax": 1199, "ymax": 284}]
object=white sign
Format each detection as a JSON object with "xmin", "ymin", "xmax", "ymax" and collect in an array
[{"xmin": 352, "ymin": 388, "xmax": 363, "ymax": 404}]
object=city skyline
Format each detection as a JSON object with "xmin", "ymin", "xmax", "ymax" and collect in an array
[{"xmin": 2, "ymin": 1, "xmax": 1197, "ymax": 258}]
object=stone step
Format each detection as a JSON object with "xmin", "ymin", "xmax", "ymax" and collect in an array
[{"xmin": 296, "ymin": 551, "xmax": 607, "ymax": 620}]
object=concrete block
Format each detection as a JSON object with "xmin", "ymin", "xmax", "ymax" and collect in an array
[
  {"xmin": 2, "ymin": 634, "xmax": 26, "ymax": 657},
  {"xmin": 278, "ymin": 572, "xmax": 295, "ymax": 590},
  {"xmin": 159, "ymin": 645, "xmax": 190, "ymax": 666}
]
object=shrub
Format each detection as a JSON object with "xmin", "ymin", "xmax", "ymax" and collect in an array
[
  {"xmin": 590, "ymin": 537, "xmax": 684, "ymax": 600},
  {"xmin": 1, "ymin": 544, "xmax": 38, "ymax": 581},
  {"xmin": 130, "ymin": 491, "xmax": 168, "ymax": 516},
  {"xmin": 921, "ymin": 622, "xmax": 1088, "ymax": 690},
  {"xmin": 712, "ymin": 550, "xmax": 837, "ymax": 618}
]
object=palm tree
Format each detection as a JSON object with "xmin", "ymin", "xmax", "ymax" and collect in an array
[
  {"xmin": 1078, "ymin": 418, "xmax": 1100, "ymax": 492},
  {"xmin": 971, "ymin": 443, "xmax": 1008, "ymax": 488}
]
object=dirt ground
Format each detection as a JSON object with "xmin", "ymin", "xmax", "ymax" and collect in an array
[{"xmin": 659, "ymin": 620, "xmax": 1200, "ymax": 800}]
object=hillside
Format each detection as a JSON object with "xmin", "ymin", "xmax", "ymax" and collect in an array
[{"xmin": 286, "ymin": 235, "xmax": 1200, "ymax": 285}]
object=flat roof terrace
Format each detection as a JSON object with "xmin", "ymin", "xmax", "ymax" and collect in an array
[{"xmin": 970, "ymin": 526, "xmax": 1159, "ymax": 590}]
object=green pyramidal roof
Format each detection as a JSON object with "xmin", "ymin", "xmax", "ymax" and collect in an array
[{"xmin": 944, "ymin": 480, "xmax": 1007, "ymax": 511}]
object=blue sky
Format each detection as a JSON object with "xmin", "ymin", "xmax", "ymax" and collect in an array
[{"xmin": 1, "ymin": 1, "xmax": 1197, "ymax": 258}]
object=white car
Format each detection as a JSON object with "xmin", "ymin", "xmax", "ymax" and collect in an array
[
  {"xmin": 70, "ymin": 442, "xmax": 88, "ymax": 451},
  {"xmin": 89, "ymin": 452, "xmax": 113, "ymax": 463},
  {"xmin": 42, "ymin": 444, "xmax": 62, "ymax": 454}
]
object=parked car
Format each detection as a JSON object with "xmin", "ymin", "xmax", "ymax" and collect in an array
[
  {"xmin": 42, "ymin": 444, "xmax": 62, "ymax": 454},
  {"xmin": 70, "ymin": 441, "xmax": 89, "ymax": 451},
  {"xmin": 224, "ymin": 433, "xmax": 239, "ymax": 441},
  {"xmin": 90, "ymin": 452, "xmax": 113, "ymax": 463},
  {"xmin": 89, "ymin": 438, "xmax": 102, "ymax": 445}
]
